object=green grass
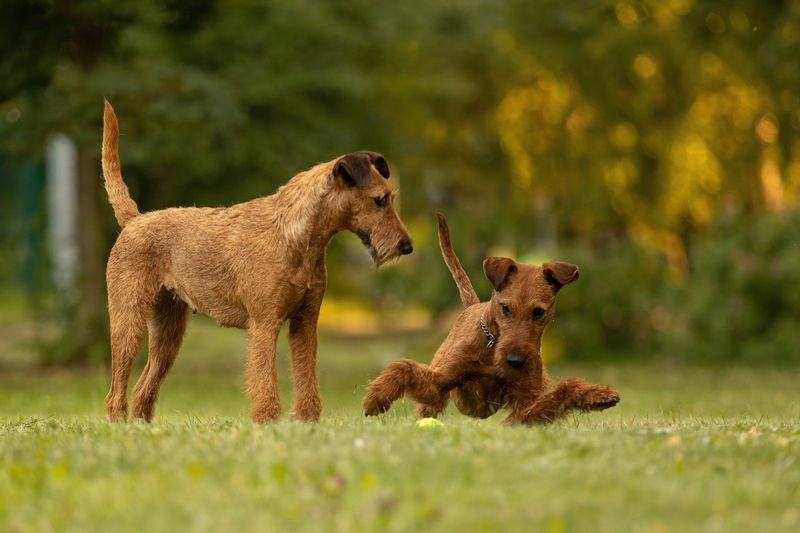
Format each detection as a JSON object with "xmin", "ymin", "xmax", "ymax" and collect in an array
[{"xmin": 2, "ymin": 317, "xmax": 800, "ymax": 532}]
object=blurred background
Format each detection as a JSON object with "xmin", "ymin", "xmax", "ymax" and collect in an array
[{"xmin": 1, "ymin": 0, "xmax": 799, "ymax": 383}]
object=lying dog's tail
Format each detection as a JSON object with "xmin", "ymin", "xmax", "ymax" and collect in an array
[
  {"xmin": 436, "ymin": 213, "xmax": 479, "ymax": 308},
  {"xmin": 102, "ymin": 99, "xmax": 140, "ymax": 228}
]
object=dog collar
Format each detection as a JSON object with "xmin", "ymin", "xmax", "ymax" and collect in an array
[{"xmin": 480, "ymin": 313, "xmax": 497, "ymax": 349}]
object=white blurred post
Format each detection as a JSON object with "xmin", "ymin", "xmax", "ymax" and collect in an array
[{"xmin": 45, "ymin": 134, "xmax": 79, "ymax": 297}]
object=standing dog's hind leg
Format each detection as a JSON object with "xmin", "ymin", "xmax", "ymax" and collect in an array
[
  {"xmin": 131, "ymin": 289, "xmax": 189, "ymax": 422},
  {"xmin": 105, "ymin": 287, "xmax": 154, "ymax": 422}
]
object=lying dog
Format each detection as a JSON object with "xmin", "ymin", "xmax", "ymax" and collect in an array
[
  {"xmin": 101, "ymin": 100, "xmax": 413, "ymax": 423},
  {"xmin": 363, "ymin": 214, "xmax": 619, "ymax": 424}
]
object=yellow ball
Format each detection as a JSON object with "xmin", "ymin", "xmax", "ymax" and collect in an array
[{"xmin": 416, "ymin": 417, "xmax": 444, "ymax": 428}]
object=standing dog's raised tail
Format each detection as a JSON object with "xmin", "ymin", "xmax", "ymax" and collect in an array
[
  {"xmin": 436, "ymin": 213, "xmax": 479, "ymax": 308},
  {"xmin": 102, "ymin": 99, "xmax": 140, "ymax": 228}
]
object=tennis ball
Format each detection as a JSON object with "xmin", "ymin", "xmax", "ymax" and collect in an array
[{"xmin": 416, "ymin": 417, "xmax": 444, "ymax": 428}]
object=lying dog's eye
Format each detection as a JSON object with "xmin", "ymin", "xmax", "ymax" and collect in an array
[
  {"xmin": 373, "ymin": 195, "xmax": 389, "ymax": 208},
  {"xmin": 501, "ymin": 304, "xmax": 511, "ymax": 316},
  {"xmin": 532, "ymin": 307, "xmax": 545, "ymax": 320}
]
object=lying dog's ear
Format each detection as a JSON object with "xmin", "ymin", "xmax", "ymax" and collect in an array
[
  {"xmin": 483, "ymin": 257, "xmax": 517, "ymax": 291},
  {"xmin": 543, "ymin": 261, "xmax": 579, "ymax": 291}
]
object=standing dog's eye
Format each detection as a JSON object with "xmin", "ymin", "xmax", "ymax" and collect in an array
[
  {"xmin": 373, "ymin": 194, "xmax": 389, "ymax": 208},
  {"xmin": 532, "ymin": 307, "xmax": 545, "ymax": 320},
  {"xmin": 501, "ymin": 304, "xmax": 511, "ymax": 316}
]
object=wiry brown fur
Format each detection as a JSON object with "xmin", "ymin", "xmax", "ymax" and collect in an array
[
  {"xmin": 101, "ymin": 100, "xmax": 413, "ymax": 423},
  {"xmin": 364, "ymin": 214, "xmax": 619, "ymax": 425}
]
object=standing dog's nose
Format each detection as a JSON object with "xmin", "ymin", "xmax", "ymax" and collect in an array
[
  {"xmin": 506, "ymin": 353, "xmax": 526, "ymax": 368},
  {"xmin": 398, "ymin": 239, "xmax": 414, "ymax": 255}
]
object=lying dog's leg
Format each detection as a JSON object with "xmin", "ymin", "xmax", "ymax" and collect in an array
[
  {"xmin": 288, "ymin": 303, "xmax": 322, "ymax": 422},
  {"xmin": 507, "ymin": 377, "xmax": 620, "ymax": 425},
  {"xmin": 364, "ymin": 359, "xmax": 450, "ymax": 416},
  {"xmin": 245, "ymin": 321, "xmax": 283, "ymax": 423},
  {"xmin": 415, "ymin": 401, "xmax": 448, "ymax": 419},
  {"xmin": 450, "ymin": 379, "xmax": 504, "ymax": 419},
  {"xmin": 131, "ymin": 289, "xmax": 189, "ymax": 422}
]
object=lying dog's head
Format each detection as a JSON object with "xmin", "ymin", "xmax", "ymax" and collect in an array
[
  {"xmin": 333, "ymin": 151, "xmax": 413, "ymax": 266},
  {"xmin": 483, "ymin": 257, "xmax": 579, "ymax": 376}
]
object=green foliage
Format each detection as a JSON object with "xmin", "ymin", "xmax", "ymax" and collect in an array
[
  {"xmin": 548, "ymin": 238, "xmax": 671, "ymax": 361},
  {"xmin": 2, "ymin": 0, "xmax": 800, "ymax": 364},
  {"xmin": 669, "ymin": 209, "xmax": 800, "ymax": 363},
  {"xmin": 547, "ymin": 209, "xmax": 800, "ymax": 364}
]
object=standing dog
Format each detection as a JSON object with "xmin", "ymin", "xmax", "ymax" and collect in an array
[
  {"xmin": 101, "ymin": 100, "xmax": 413, "ymax": 423},
  {"xmin": 363, "ymin": 214, "xmax": 619, "ymax": 424}
]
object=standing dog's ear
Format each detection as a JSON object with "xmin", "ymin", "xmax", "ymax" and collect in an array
[
  {"xmin": 357, "ymin": 151, "xmax": 390, "ymax": 179},
  {"xmin": 543, "ymin": 261, "xmax": 579, "ymax": 292},
  {"xmin": 483, "ymin": 257, "xmax": 517, "ymax": 292},
  {"xmin": 334, "ymin": 151, "xmax": 389, "ymax": 187},
  {"xmin": 334, "ymin": 152, "xmax": 372, "ymax": 187},
  {"xmin": 371, "ymin": 154, "xmax": 390, "ymax": 179}
]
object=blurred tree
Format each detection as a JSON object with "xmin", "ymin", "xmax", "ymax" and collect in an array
[
  {"xmin": 497, "ymin": 0, "xmax": 800, "ymax": 274},
  {"xmin": 1, "ymin": 0, "xmax": 130, "ymax": 364},
  {"xmin": 1, "ymin": 0, "xmax": 799, "ymax": 363}
]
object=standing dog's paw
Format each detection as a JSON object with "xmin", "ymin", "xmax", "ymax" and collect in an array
[
  {"xmin": 581, "ymin": 385, "xmax": 620, "ymax": 411},
  {"xmin": 363, "ymin": 393, "xmax": 392, "ymax": 417}
]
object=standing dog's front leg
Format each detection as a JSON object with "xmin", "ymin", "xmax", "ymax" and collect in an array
[
  {"xmin": 507, "ymin": 377, "xmax": 620, "ymax": 425},
  {"xmin": 245, "ymin": 322, "xmax": 282, "ymax": 423},
  {"xmin": 289, "ymin": 301, "xmax": 322, "ymax": 422}
]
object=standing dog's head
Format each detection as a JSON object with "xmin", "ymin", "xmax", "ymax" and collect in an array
[
  {"xmin": 483, "ymin": 258, "xmax": 579, "ymax": 376},
  {"xmin": 333, "ymin": 151, "xmax": 413, "ymax": 266}
]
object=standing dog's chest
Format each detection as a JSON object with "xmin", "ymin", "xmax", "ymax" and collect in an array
[{"xmin": 280, "ymin": 263, "xmax": 327, "ymax": 317}]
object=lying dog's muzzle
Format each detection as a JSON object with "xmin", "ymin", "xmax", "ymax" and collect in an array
[{"xmin": 506, "ymin": 353, "xmax": 526, "ymax": 368}]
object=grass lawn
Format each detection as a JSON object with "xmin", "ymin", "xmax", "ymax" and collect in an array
[{"xmin": 1, "ymin": 317, "xmax": 799, "ymax": 532}]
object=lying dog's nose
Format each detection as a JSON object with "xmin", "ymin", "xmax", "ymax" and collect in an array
[
  {"xmin": 398, "ymin": 239, "xmax": 414, "ymax": 255},
  {"xmin": 506, "ymin": 353, "xmax": 526, "ymax": 368}
]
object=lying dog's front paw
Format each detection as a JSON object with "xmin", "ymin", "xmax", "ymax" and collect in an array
[
  {"xmin": 363, "ymin": 393, "xmax": 392, "ymax": 417},
  {"xmin": 581, "ymin": 385, "xmax": 620, "ymax": 411}
]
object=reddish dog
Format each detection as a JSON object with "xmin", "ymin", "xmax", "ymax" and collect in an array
[{"xmin": 363, "ymin": 214, "xmax": 619, "ymax": 424}]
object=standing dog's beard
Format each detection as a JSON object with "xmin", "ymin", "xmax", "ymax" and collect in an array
[
  {"xmin": 356, "ymin": 229, "xmax": 378, "ymax": 265},
  {"xmin": 356, "ymin": 229, "xmax": 400, "ymax": 267}
]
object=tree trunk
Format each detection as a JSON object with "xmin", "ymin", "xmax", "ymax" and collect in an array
[{"xmin": 66, "ymin": 146, "xmax": 108, "ymax": 364}]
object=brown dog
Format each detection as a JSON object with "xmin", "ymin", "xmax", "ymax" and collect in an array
[
  {"xmin": 363, "ymin": 214, "xmax": 619, "ymax": 424},
  {"xmin": 101, "ymin": 100, "xmax": 413, "ymax": 423}
]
